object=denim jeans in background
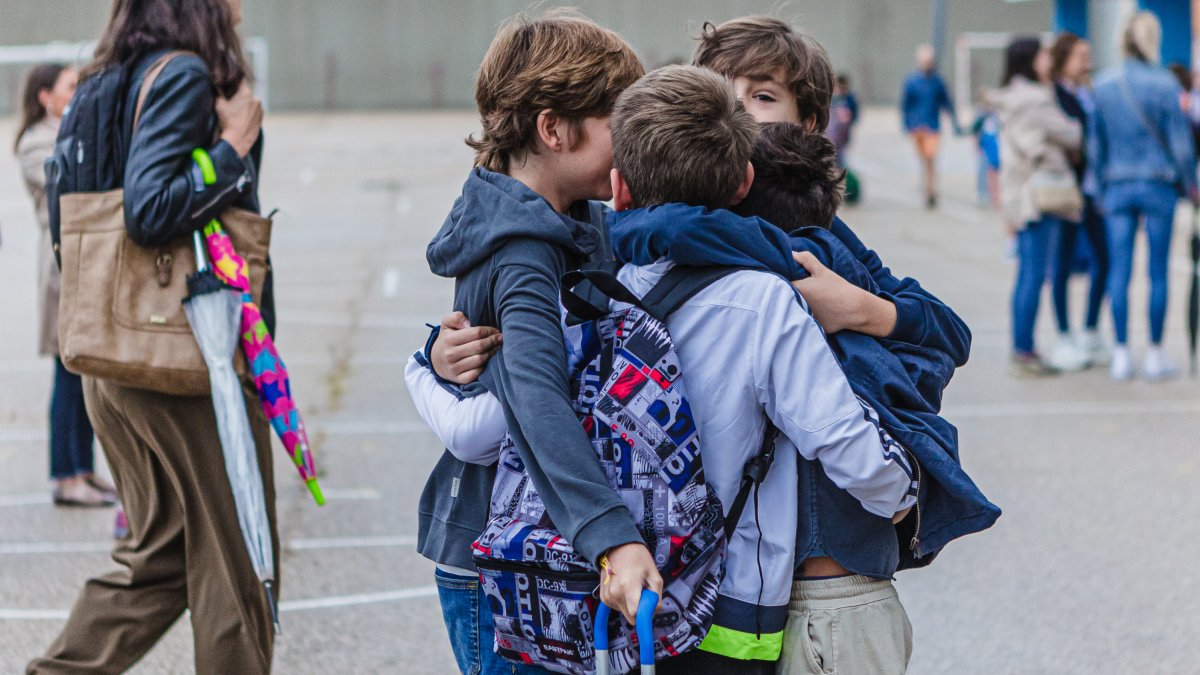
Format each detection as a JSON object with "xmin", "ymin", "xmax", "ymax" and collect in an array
[
  {"xmin": 50, "ymin": 358, "xmax": 95, "ymax": 480},
  {"xmin": 1012, "ymin": 215, "xmax": 1061, "ymax": 354},
  {"xmin": 434, "ymin": 569, "xmax": 545, "ymax": 675},
  {"xmin": 1103, "ymin": 179, "xmax": 1179, "ymax": 345},
  {"xmin": 1052, "ymin": 198, "xmax": 1109, "ymax": 333}
]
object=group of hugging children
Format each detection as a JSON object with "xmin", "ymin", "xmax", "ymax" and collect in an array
[{"xmin": 403, "ymin": 12, "xmax": 1000, "ymax": 675}]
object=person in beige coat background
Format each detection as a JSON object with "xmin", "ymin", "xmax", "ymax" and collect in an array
[
  {"xmin": 15, "ymin": 63, "xmax": 117, "ymax": 507},
  {"xmin": 990, "ymin": 37, "xmax": 1082, "ymax": 377}
]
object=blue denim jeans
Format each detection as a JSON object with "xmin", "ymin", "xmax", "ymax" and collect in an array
[
  {"xmin": 1104, "ymin": 180, "xmax": 1179, "ymax": 345},
  {"xmin": 1012, "ymin": 215, "xmax": 1061, "ymax": 354},
  {"xmin": 435, "ymin": 569, "xmax": 544, "ymax": 675},
  {"xmin": 1052, "ymin": 198, "xmax": 1109, "ymax": 333},
  {"xmin": 50, "ymin": 357, "xmax": 95, "ymax": 479}
]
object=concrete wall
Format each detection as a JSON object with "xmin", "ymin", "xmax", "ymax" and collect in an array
[{"xmin": 1, "ymin": 0, "xmax": 1053, "ymax": 111}]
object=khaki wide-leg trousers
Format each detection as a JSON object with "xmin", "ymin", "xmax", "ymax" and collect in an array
[{"xmin": 28, "ymin": 377, "xmax": 280, "ymax": 675}]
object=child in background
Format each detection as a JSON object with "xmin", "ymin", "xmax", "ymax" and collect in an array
[
  {"xmin": 972, "ymin": 99, "xmax": 1001, "ymax": 208},
  {"xmin": 826, "ymin": 73, "xmax": 861, "ymax": 203}
]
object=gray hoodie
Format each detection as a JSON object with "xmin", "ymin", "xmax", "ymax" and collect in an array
[{"xmin": 418, "ymin": 167, "xmax": 642, "ymax": 570}]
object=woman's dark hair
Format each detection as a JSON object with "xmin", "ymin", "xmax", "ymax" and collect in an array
[
  {"xmin": 1003, "ymin": 37, "xmax": 1042, "ymax": 86},
  {"xmin": 84, "ymin": 0, "xmax": 249, "ymax": 97},
  {"xmin": 14, "ymin": 63, "xmax": 66, "ymax": 153},
  {"xmin": 1049, "ymin": 32, "xmax": 1084, "ymax": 82}
]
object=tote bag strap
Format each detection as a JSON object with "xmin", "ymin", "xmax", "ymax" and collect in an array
[
  {"xmin": 132, "ymin": 51, "xmax": 190, "ymax": 131},
  {"xmin": 1118, "ymin": 72, "xmax": 1185, "ymax": 188}
]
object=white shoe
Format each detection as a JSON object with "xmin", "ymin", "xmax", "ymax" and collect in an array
[
  {"xmin": 1110, "ymin": 346, "xmax": 1134, "ymax": 381},
  {"xmin": 1049, "ymin": 338, "xmax": 1089, "ymax": 372},
  {"xmin": 1143, "ymin": 347, "xmax": 1181, "ymax": 382},
  {"xmin": 1076, "ymin": 330, "xmax": 1111, "ymax": 365}
]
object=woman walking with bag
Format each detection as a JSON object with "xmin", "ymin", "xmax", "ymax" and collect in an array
[
  {"xmin": 992, "ymin": 37, "xmax": 1083, "ymax": 376},
  {"xmin": 14, "ymin": 64, "xmax": 119, "ymax": 508},
  {"xmin": 27, "ymin": 0, "xmax": 279, "ymax": 673},
  {"xmin": 1091, "ymin": 11, "xmax": 1199, "ymax": 381}
]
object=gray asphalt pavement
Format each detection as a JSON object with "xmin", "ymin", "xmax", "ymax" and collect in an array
[{"xmin": 1, "ymin": 110, "xmax": 1198, "ymax": 675}]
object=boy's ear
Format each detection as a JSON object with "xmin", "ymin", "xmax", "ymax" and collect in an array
[
  {"xmin": 611, "ymin": 168, "xmax": 634, "ymax": 211},
  {"xmin": 729, "ymin": 162, "xmax": 756, "ymax": 206},
  {"xmin": 535, "ymin": 109, "xmax": 566, "ymax": 153}
]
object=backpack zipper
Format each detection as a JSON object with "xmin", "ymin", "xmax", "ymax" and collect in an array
[{"xmin": 473, "ymin": 556, "xmax": 597, "ymax": 582}]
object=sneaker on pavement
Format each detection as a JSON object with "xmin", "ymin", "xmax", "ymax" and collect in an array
[
  {"xmin": 1049, "ymin": 338, "xmax": 1090, "ymax": 372},
  {"xmin": 1076, "ymin": 330, "xmax": 1111, "ymax": 365},
  {"xmin": 1143, "ymin": 348, "xmax": 1181, "ymax": 382},
  {"xmin": 1110, "ymin": 346, "xmax": 1134, "ymax": 381},
  {"xmin": 1011, "ymin": 352, "xmax": 1059, "ymax": 378}
]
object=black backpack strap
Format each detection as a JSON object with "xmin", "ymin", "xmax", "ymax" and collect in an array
[
  {"xmin": 724, "ymin": 424, "xmax": 780, "ymax": 541},
  {"xmin": 561, "ymin": 268, "xmax": 650, "ymax": 321},
  {"xmin": 640, "ymin": 265, "xmax": 756, "ymax": 321}
]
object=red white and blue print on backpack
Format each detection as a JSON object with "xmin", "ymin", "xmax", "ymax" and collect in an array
[{"xmin": 473, "ymin": 306, "xmax": 725, "ymax": 675}]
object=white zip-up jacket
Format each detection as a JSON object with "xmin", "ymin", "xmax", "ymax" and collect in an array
[{"xmin": 405, "ymin": 260, "xmax": 916, "ymax": 655}]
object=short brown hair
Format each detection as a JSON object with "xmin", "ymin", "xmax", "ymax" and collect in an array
[
  {"xmin": 733, "ymin": 122, "xmax": 845, "ymax": 229},
  {"xmin": 611, "ymin": 65, "xmax": 759, "ymax": 210},
  {"xmin": 692, "ymin": 16, "xmax": 833, "ymax": 131},
  {"xmin": 1049, "ymin": 32, "xmax": 1083, "ymax": 82},
  {"xmin": 467, "ymin": 10, "xmax": 643, "ymax": 173}
]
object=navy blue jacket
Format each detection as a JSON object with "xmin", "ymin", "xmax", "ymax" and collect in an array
[
  {"xmin": 901, "ymin": 70, "xmax": 958, "ymax": 134},
  {"xmin": 609, "ymin": 205, "xmax": 999, "ymax": 576}
]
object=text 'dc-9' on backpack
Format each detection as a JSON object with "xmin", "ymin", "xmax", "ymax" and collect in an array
[{"xmin": 471, "ymin": 266, "xmax": 774, "ymax": 675}]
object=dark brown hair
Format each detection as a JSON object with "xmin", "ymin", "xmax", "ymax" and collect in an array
[
  {"xmin": 468, "ymin": 10, "xmax": 644, "ymax": 173},
  {"xmin": 14, "ymin": 63, "xmax": 66, "ymax": 153},
  {"xmin": 692, "ymin": 16, "xmax": 833, "ymax": 131},
  {"xmin": 733, "ymin": 122, "xmax": 844, "ymax": 229},
  {"xmin": 611, "ymin": 65, "xmax": 759, "ymax": 210},
  {"xmin": 85, "ymin": 0, "xmax": 250, "ymax": 97},
  {"xmin": 1050, "ymin": 32, "xmax": 1084, "ymax": 82}
]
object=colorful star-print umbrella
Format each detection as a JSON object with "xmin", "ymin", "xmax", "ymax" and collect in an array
[{"xmin": 204, "ymin": 218, "xmax": 325, "ymax": 506}]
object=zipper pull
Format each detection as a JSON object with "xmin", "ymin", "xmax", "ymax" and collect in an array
[{"xmin": 909, "ymin": 536, "xmax": 920, "ymax": 553}]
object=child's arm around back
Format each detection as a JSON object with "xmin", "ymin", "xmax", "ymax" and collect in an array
[{"xmin": 753, "ymin": 275, "xmax": 917, "ymax": 518}]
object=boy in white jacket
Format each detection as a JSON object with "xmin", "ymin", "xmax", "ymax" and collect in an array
[{"xmin": 406, "ymin": 66, "xmax": 914, "ymax": 673}]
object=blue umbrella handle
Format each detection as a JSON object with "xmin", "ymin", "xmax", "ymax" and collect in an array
[
  {"xmin": 636, "ymin": 589, "xmax": 658, "ymax": 673},
  {"xmin": 594, "ymin": 602, "xmax": 611, "ymax": 675},
  {"xmin": 593, "ymin": 589, "xmax": 658, "ymax": 675}
]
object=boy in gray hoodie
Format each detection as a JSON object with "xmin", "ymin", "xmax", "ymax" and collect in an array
[{"xmin": 415, "ymin": 12, "xmax": 659, "ymax": 674}]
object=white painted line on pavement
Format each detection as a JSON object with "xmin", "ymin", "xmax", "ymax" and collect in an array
[
  {"xmin": 1, "ymin": 419, "xmax": 431, "ymax": 443},
  {"xmin": 1, "ymin": 534, "xmax": 417, "ymax": 555},
  {"xmin": 0, "ymin": 428, "xmax": 46, "ymax": 443},
  {"xmin": 0, "ymin": 585, "xmax": 439, "ymax": 621},
  {"xmin": 0, "ymin": 541, "xmax": 112, "ymax": 554},
  {"xmin": 0, "ymin": 493, "xmax": 49, "ymax": 507},
  {"xmin": 946, "ymin": 399, "xmax": 1200, "ymax": 419},
  {"xmin": 320, "ymin": 487, "xmax": 383, "ymax": 500},
  {"xmin": 382, "ymin": 268, "xmax": 401, "ymax": 297},
  {"xmin": 279, "ymin": 585, "xmax": 438, "ymax": 612},
  {"xmin": 0, "ymin": 609, "xmax": 69, "ymax": 621},
  {"xmin": 286, "ymin": 534, "xmax": 417, "ymax": 551},
  {"xmin": 319, "ymin": 420, "xmax": 431, "ymax": 435}
]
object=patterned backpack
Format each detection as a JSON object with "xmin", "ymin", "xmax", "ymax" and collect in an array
[{"xmin": 472, "ymin": 266, "xmax": 773, "ymax": 675}]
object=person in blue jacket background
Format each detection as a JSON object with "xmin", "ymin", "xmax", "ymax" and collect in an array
[{"xmin": 902, "ymin": 44, "xmax": 962, "ymax": 209}]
